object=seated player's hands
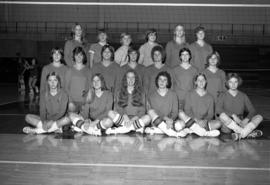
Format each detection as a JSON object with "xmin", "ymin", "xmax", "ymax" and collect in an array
[
  {"xmin": 232, "ymin": 114, "xmax": 242, "ymax": 124},
  {"xmin": 163, "ymin": 117, "xmax": 173, "ymax": 129},
  {"xmin": 43, "ymin": 120, "xmax": 55, "ymax": 131},
  {"xmin": 240, "ymin": 118, "xmax": 250, "ymax": 127}
]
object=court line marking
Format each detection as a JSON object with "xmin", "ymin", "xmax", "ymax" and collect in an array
[
  {"xmin": 0, "ymin": 160, "xmax": 269, "ymax": 171},
  {"xmin": 0, "ymin": 100, "xmax": 19, "ymax": 107},
  {"xmin": 0, "ymin": 113, "xmax": 25, "ymax": 116},
  {"xmin": 0, "ymin": 1, "xmax": 270, "ymax": 7}
]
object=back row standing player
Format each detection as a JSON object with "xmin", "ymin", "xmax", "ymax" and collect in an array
[{"xmin": 64, "ymin": 23, "xmax": 90, "ymax": 68}]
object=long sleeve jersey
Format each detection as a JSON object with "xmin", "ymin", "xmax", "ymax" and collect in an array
[
  {"xmin": 40, "ymin": 63, "xmax": 68, "ymax": 93},
  {"xmin": 171, "ymin": 65, "xmax": 198, "ymax": 102},
  {"xmin": 39, "ymin": 89, "xmax": 69, "ymax": 122},
  {"xmin": 165, "ymin": 40, "xmax": 190, "ymax": 68},
  {"xmin": 91, "ymin": 62, "xmax": 122, "ymax": 94},
  {"xmin": 203, "ymin": 68, "xmax": 226, "ymax": 103},
  {"xmin": 216, "ymin": 91, "xmax": 256, "ymax": 119},
  {"xmin": 65, "ymin": 66, "xmax": 91, "ymax": 103},
  {"xmin": 184, "ymin": 90, "xmax": 214, "ymax": 121},
  {"xmin": 143, "ymin": 64, "xmax": 172, "ymax": 96},
  {"xmin": 114, "ymin": 92, "xmax": 146, "ymax": 118},
  {"xmin": 189, "ymin": 42, "xmax": 213, "ymax": 72},
  {"xmin": 64, "ymin": 39, "xmax": 90, "ymax": 67},
  {"xmin": 80, "ymin": 90, "xmax": 113, "ymax": 120},
  {"xmin": 148, "ymin": 90, "xmax": 178, "ymax": 120}
]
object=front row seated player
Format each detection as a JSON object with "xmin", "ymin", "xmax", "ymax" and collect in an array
[
  {"xmin": 69, "ymin": 73, "xmax": 114, "ymax": 136},
  {"xmin": 175, "ymin": 73, "xmax": 221, "ymax": 137},
  {"xmin": 217, "ymin": 73, "xmax": 263, "ymax": 140},
  {"xmin": 146, "ymin": 71, "xmax": 188, "ymax": 137},
  {"xmin": 23, "ymin": 72, "xmax": 70, "ymax": 134},
  {"xmin": 105, "ymin": 69, "xmax": 151, "ymax": 134}
]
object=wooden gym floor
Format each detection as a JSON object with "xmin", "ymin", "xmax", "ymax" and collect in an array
[{"xmin": 0, "ymin": 84, "xmax": 269, "ymax": 185}]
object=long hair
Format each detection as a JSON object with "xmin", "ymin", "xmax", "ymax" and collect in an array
[
  {"xmin": 151, "ymin": 45, "xmax": 166, "ymax": 64},
  {"xmin": 193, "ymin": 73, "xmax": 208, "ymax": 90},
  {"xmin": 127, "ymin": 45, "xmax": 140, "ymax": 63},
  {"xmin": 206, "ymin": 51, "xmax": 221, "ymax": 68},
  {"xmin": 50, "ymin": 47, "xmax": 65, "ymax": 64},
  {"xmin": 179, "ymin": 47, "xmax": 192, "ymax": 62},
  {"xmin": 46, "ymin": 71, "xmax": 61, "ymax": 90},
  {"xmin": 118, "ymin": 69, "xmax": 144, "ymax": 108},
  {"xmin": 72, "ymin": 46, "xmax": 87, "ymax": 64},
  {"xmin": 70, "ymin": 23, "xmax": 87, "ymax": 45},
  {"xmin": 101, "ymin": 44, "xmax": 115, "ymax": 61},
  {"xmin": 86, "ymin": 73, "xmax": 108, "ymax": 103}
]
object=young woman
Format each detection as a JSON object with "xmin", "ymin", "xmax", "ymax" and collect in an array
[
  {"xmin": 138, "ymin": 28, "xmax": 158, "ymax": 67},
  {"xmin": 143, "ymin": 45, "xmax": 172, "ymax": 96},
  {"xmin": 69, "ymin": 73, "xmax": 114, "ymax": 136},
  {"xmin": 217, "ymin": 73, "xmax": 263, "ymax": 140},
  {"xmin": 89, "ymin": 29, "xmax": 108, "ymax": 68},
  {"xmin": 190, "ymin": 26, "xmax": 213, "ymax": 72},
  {"xmin": 28, "ymin": 58, "xmax": 39, "ymax": 94},
  {"xmin": 147, "ymin": 71, "xmax": 187, "ymax": 137},
  {"xmin": 91, "ymin": 44, "xmax": 121, "ymax": 95},
  {"xmin": 171, "ymin": 47, "xmax": 198, "ymax": 109},
  {"xmin": 176, "ymin": 73, "xmax": 221, "ymax": 137},
  {"xmin": 106, "ymin": 70, "xmax": 151, "ymax": 134},
  {"xmin": 65, "ymin": 46, "xmax": 91, "ymax": 113},
  {"xmin": 120, "ymin": 46, "xmax": 145, "ymax": 87},
  {"xmin": 115, "ymin": 33, "xmax": 132, "ymax": 66},
  {"xmin": 40, "ymin": 48, "xmax": 68, "ymax": 93},
  {"xmin": 23, "ymin": 72, "xmax": 70, "ymax": 134},
  {"xmin": 203, "ymin": 51, "xmax": 226, "ymax": 104},
  {"xmin": 165, "ymin": 24, "xmax": 190, "ymax": 68},
  {"xmin": 64, "ymin": 23, "xmax": 89, "ymax": 67}
]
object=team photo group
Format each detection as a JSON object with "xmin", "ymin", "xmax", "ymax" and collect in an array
[{"xmin": 22, "ymin": 23, "xmax": 263, "ymax": 141}]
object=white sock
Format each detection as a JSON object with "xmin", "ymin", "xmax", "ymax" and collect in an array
[
  {"xmin": 47, "ymin": 122, "xmax": 58, "ymax": 133},
  {"xmin": 158, "ymin": 121, "xmax": 177, "ymax": 137}
]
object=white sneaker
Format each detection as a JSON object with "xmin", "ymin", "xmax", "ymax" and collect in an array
[
  {"xmin": 106, "ymin": 126, "xmax": 131, "ymax": 135},
  {"xmin": 176, "ymin": 129, "xmax": 188, "ymax": 137},
  {"xmin": 135, "ymin": 127, "xmax": 144, "ymax": 134},
  {"xmin": 72, "ymin": 126, "xmax": 83, "ymax": 133},
  {"xmin": 145, "ymin": 127, "xmax": 163, "ymax": 135},
  {"xmin": 23, "ymin": 126, "xmax": 46, "ymax": 134},
  {"xmin": 82, "ymin": 126, "xmax": 101, "ymax": 136},
  {"xmin": 204, "ymin": 130, "xmax": 220, "ymax": 137}
]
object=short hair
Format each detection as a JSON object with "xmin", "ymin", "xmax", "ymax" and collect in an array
[
  {"xmin": 46, "ymin": 71, "xmax": 61, "ymax": 89},
  {"xmin": 225, "ymin": 73, "xmax": 243, "ymax": 89},
  {"xmin": 206, "ymin": 51, "xmax": 221, "ymax": 68},
  {"xmin": 179, "ymin": 47, "xmax": 192, "ymax": 62},
  {"xmin": 194, "ymin": 26, "xmax": 205, "ymax": 35},
  {"xmin": 92, "ymin": 73, "xmax": 108, "ymax": 91},
  {"xmin": 155, "ymin": 71, "xmax": 172, "ymax": 89},
  {"xmin": 145, "ymin": 28, "xmax": 157, "ymax": 41},
  {"xmin": 101, "ymin": 44, "xmax": 115, "ymax": 61},
  {"xmin": 72, "ymin": 46, "xmax": 87, "ymax": 64},
  {"xmin": 151, "ymin": 45, "xmax": 166, "ymax": 63},
  {"xmin": 174, "ymin": 24, "xmax": 185, "ymax": 35},
  {"xmin": 128, "ymin": 45, "xmax": 140, "ymax": 63},
  {"xmin": 50, "ymin": 47, "xmax": 64, "ymax": 63},
  {"xmin": 193, "ymin": 73, "xmax": 208, "ymax": 89},
  {"xmin": 120, "ymin": 32, "xmax": 132, "ymax": 44}
]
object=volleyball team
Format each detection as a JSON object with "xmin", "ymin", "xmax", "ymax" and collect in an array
[{"xmin": 23, "ymin": 23, "xmax": 263, "ymax": 140}]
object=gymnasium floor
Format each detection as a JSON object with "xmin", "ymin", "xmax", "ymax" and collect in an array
[{"xmin": 0, "ymin": 84, "xmax": 269, "ymax": 185}]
